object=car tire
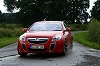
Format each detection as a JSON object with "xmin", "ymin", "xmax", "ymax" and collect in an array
[
  {"xmin": 17, "ymin": 46, "xmax": 28, "ymax": 56},
  {"xmin": 62, "ymin": 42, "xmax": 67, "ymax": 55}
]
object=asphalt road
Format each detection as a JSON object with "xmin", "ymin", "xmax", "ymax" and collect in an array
[{"xmin": 0, "ymin": 32, "xmax": 100, "ymax": 66}]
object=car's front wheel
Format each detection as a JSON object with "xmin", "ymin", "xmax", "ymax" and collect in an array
[
  {"xmin": 62, "ymin": 42, "xmax": 67, "ymax": 55},
  {"xmin": 17, "ymin": 46, "xmax": 28, "ymax": 56}
]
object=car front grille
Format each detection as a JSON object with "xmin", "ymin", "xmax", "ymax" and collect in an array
[{"xmin": 28, "ymin": 38, "xmax": 49, "ymax": 44}]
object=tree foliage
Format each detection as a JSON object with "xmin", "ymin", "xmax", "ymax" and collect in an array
[
  {"xmin": 0, "ymin": 11, "xmax": 5, "ymax": 23},
  {"xmin": 0, "ymin": 12, "xmax": 17, "ymax": 24},
  {"xmin": 0, "ymin": 10, "xmax": 2, "ymax": 22},
  {"xmin": 4, "ymin": 0, "xmax": 89, "ymax": 27},
  {"xmin": 69, "ymin": 0, "xmax": 89, "ymax": 23},
  {"xmin": 91, "ymin": 0, "xmax": 100, "ymax": 21}
]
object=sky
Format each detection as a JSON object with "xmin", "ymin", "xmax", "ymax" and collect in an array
[
  {"xmin": 0, "ymin": 0, "xmax": 7, "ymax": 13},
  {"xmin": 87, "ymin": 0, "xmax": 97, "ymax": 12},
  {"xmin": 0, "ymin": 0, "xmax": 97, "ymax": 13}
]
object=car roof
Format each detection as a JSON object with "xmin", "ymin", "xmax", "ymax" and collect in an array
[{"xmin": 35, "ymin": 21, "xmax": 63, "ymax": 23}]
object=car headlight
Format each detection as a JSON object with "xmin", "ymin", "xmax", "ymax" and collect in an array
[
  {"xmin": 19, "ymin": 35, "xmax": 25, "ymax": 41},
  {"xmin": 52, "ymin": 36, "xmax": 62, "ymax": 41}
]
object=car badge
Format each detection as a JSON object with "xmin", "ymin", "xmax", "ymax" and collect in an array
[{"xmin": 36, "ymin": 38, "xmax": 39, "ymax": 41}]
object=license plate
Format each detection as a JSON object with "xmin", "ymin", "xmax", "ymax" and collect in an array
[{"xmin": 30, "ymin": 45, "xmax": 44, "ymax": 49}]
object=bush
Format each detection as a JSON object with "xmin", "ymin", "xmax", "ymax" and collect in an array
[
  {"xmin": 88, "ymin": 18, "xmax": 100, "ymax": 44},
  {"xmin": 0, "ymin": 28, "xmax": 23, "ymax": 38},
  {"xmin": 67, "ymin": 24, "xmax": 88, "ymax": 31},
  {"xmin": 0, "ymin": 23, "xmax": 22, "ymax": 29},
  {"xmin": 0, "ymin": 24, "xmax": 23, "ymax": 38}
]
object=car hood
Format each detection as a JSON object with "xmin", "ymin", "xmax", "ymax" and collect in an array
[{"xmin": 23, "ymin": 31, "xmax": 63, "ymax": 38}]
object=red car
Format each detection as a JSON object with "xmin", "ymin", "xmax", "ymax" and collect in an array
[{"xmin": 18, "ymin": 21, "xmax": 73, "ymax": 56}]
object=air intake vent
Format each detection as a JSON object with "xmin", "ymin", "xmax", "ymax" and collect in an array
[
  {"xmin": 22, "ymin": 43, "xmax": 26, "ymax": 50},
  {"xmin": 50, "ymin": 43, "xmax": 55, "ymax": 51}
]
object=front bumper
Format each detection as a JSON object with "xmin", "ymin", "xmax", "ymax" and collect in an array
[{"xmin": 18, "ymin": 39, "xmax": 64, "ymax": 54}]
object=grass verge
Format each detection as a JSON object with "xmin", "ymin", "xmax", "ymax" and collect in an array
[
  {"xmin": 0, "ymin": 37, "xmax": 19, "ymax": 48},
  {"xmin": 73, "ymin": 32, "xmax": 100, "ymax": 50}
]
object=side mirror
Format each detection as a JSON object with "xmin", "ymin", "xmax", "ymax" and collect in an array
[
  {"xmin": 66, "ymin": 28, "xmax": 71, "ymax": 31},
  {"xmin": 23, "ymin": 28, "xmax": 28, "ymax": 32}
]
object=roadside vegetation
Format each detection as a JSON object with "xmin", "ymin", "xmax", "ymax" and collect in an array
[
  {"xmin": 0, "ymin": 23, "xmax": 23, "ymax": 38},
  {"xmin": 74, "ymin": 32, "xmax": 100, "ymax": 50},
  {"xmin": 74, "ymin": 19, "xmax": 100, "ymax": 50},
  {"xmin": 0, "ymin": 23, "xmax": 23, "ymax": 48},
  {"xmin": 0, "ymin": 37, "xmax": 19, "ymax": 48},
  {"xmin": 67, "ymin": 24, "xmax": 88, "ymax": 31},
  {"xmin": 88, "ymin": 19, "xmax": 100, "ymax": 45}
]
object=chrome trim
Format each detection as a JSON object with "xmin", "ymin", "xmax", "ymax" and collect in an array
[
  {"xmin": 27, "ymin": 38, "xmax": 49, "ymax": 44},
  {"xmin": 28, "ymin": 38, "xmax": 49, "ymax": 41}
]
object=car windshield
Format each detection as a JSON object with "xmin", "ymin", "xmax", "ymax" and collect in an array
[{"xmin": 29, "ymin": 22, "xmax": 62, "ymax": 31}]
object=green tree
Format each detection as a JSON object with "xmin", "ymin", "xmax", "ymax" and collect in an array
[
  {"xmin": 0, "ymin": 11, "xmax": 2, "ymax": 22},
  {"xmin": 91, "ymin": 0, "xmax": 100, "ymax": 21},
  {"xmin": 69, "ymin": 0, "xmax": 90, "ymax": 23},
  {"xmin": 0, "ymin": 10, "xmax": 6, "ymax": 23},
  {"xmin": 4, "ymin": 0, "xmax": 90, "ymax": 27},
  {"xmin": 5, "ymin": 13, "xmax": 15, "ymax": 24}
]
